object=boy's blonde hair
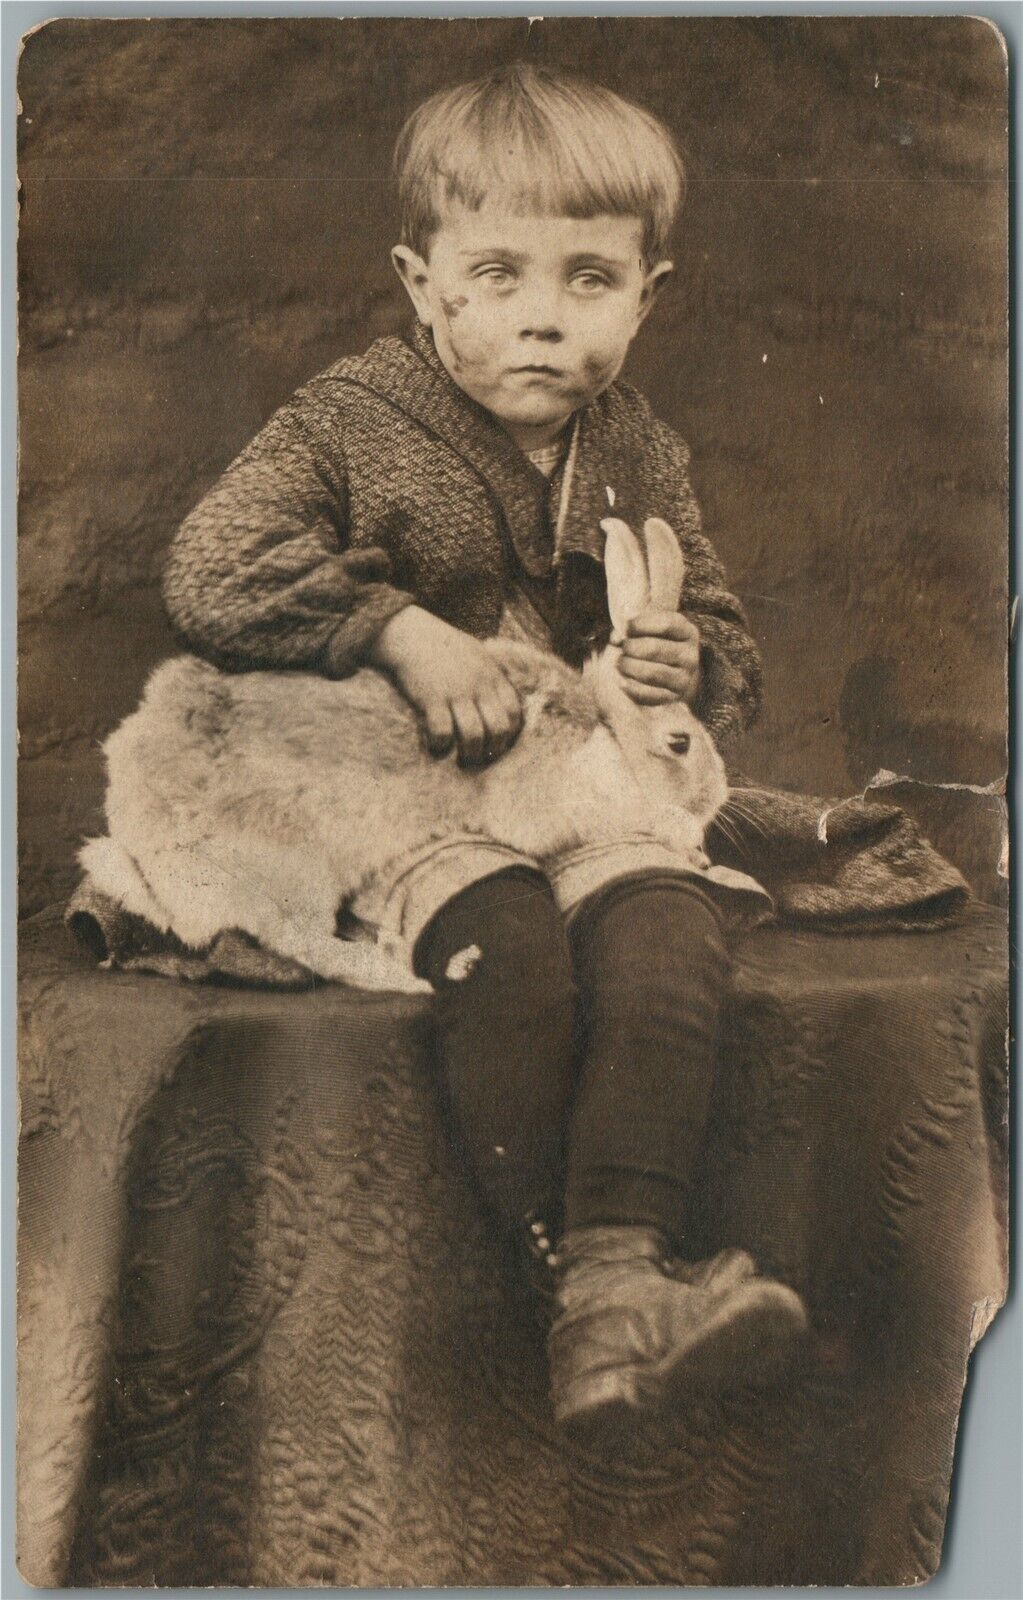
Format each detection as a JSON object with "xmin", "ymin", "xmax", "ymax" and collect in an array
[{"xmin": 395, "ymin": 63, "xmax": 685, "ymax": 262}]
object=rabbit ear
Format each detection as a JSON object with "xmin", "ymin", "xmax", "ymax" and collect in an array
[
  {"xmin": 642, "ymin": 517, "xmax": 686, "ymax": 611},
  {"xmin": 601, "ymin": 517, "xmax": 650, "ymax": 634}
]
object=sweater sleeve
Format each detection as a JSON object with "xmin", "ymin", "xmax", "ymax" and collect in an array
[
  {"xmin": 646, "ymin": 418, "xmax": 763, "ymax": 745},
  {"xmin": 161, "ymin": 385, "xmax": 416, "ymax": 677}
]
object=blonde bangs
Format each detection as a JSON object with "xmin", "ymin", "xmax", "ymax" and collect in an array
[{"xmin": 395, "ymin": 65, "xmax": 684, "ymax": 261}]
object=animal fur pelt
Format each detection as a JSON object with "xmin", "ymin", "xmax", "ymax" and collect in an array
[{"xmin": 67, "ymin": 778, "xmax": 971, "ymax": 988}]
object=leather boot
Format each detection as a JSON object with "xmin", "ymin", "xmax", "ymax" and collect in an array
[{"xmin": 548, "ymin": 1225, "xmax": 808, "ymax": 1442}]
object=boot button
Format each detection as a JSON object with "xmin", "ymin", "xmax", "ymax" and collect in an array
[
  {"xmin": 546, "ymin": 1253, "xmax": 558, "ymax": 1268},
  {"xmin": 530, "ymin": 1221, "xmax": 546, "ymax": 1236},
  {"xmin": 536, "ymin": 1236, "xmax": 550, "ymax": 1252}
]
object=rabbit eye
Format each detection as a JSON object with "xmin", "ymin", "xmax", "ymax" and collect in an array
[{"xmin": 668, "ymin": 733, "xmax": 691, "ymax": 756}]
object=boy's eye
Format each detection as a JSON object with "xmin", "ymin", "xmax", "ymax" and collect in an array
[
  {"xmin": 475, "ymin": 265, "xmax": 515, "ymax": 285},
  {"xmin": 571, "ymin": 271, "xmax": 612, "ymax": 292}
]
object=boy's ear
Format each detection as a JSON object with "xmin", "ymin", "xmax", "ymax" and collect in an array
[
  {"xmin": 390, "ymin": 245, "xmax": 433, "ymax": 324},
  {"xmin": 637, "ymin": 260, "xmax": 674, "ymax": 323}
]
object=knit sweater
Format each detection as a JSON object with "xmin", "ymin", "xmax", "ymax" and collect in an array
[
  {"xmin": 162, "ymin": 321, "xmax": 762, "ymax": 747},
  {"xmin": 154, "ymin": 322, "xmax": 970, "ymax": 933}
]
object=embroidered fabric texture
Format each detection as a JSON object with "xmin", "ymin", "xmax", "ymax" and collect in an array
[{"xmin": 18, "ymin": 901, "xmax": 1007, "ymax": 1587}]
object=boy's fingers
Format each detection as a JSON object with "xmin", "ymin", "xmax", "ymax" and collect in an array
[
  {"xmin": 619, "ymin": 679, "xmax": 677, "ymax": 706},
  {"xmin": 495, "ymin": 674, "xmax": 524, "ymax": 732},
  {"xmin": 422, "ymin": 698, "xmax": 455, "ymax": 756},
  {"xmin": 452, "ymin": 698, "xmax": 487, "ymax": 767},
  {"xmin": 476, "ymin": 695, "xmax": 513, "ymax": 758},
  {"xmin": 622, "ymin": 634, "xmax": 700, "ymax": 666},
  {"xmin": 627, "ymin": 610, "xmax": 699, "ymax": 642},
  {"xmin": 618, "ymin": 656, "xmax": 691, "ymax": 691}
]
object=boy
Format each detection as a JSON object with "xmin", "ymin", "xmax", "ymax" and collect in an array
[{"xmin": 162, "ymin": 63, "xmax": 808, "ymax": 1441}]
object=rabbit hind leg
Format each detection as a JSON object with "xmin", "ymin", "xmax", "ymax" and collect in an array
[
  {"xmin": 114, "ymin": 828, "xmax": 428, "ymax": 994},
  {"xmin": 211, "ymin": 843, "xmax": 429, "ymax": 995},
  {"xmin": 285, "ymin": 925, "xmax": 431, "ymax": 995}
]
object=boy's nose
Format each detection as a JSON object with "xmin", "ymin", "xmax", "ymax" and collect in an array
[
  {"xmin": 518, "ymin": 323, "xmax": 564, "ymax": 344},
  {"xmin": 515, "ymin": 285, "xmax": 566, "ymax": 344}
]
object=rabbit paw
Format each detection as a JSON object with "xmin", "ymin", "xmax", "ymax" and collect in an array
[
  {"xmin": 313, "ymin": 931, "xmax": 431, "ymax": 994},
  {"xmin": 366, "ymin": 931, "xmax": 434, "ymax": 995}
]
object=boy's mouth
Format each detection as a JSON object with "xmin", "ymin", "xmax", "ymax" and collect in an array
[{"xmin": 513, "ymin": 364, "xmax": 565, "ymax": 379}]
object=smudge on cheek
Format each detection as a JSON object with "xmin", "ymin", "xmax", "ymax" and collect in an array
[
  {"xmin": 444, "ymin": 323, "xmax": 492, "ymax": 381},
  {"xmin": 439, "ymin": 294, "xmax": 469, "ymax": 322},
  {"xmin": 582, "ymin": 351, "xmax": 616, "ymax": 387}
]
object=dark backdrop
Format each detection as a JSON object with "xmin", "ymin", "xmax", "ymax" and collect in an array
[{"xmin": 17, "ymin": 16, "xmax": 1008, "ymax": 916}]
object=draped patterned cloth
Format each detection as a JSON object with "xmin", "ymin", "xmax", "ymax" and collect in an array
[{"xmin": 18, "ymin": 900, "xmax": 1006, "ymax": 1588}]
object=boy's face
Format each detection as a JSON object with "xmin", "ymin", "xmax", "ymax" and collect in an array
[{"xmin": 393, "ymin": 205, "xmax": 672, "ymax": 451}]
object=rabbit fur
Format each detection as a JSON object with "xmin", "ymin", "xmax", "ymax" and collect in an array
[{"xmin": 81, "ymin": 518, "xmax": 728, "ymax": 993}]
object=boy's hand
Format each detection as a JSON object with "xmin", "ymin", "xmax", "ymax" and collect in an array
[
  {"xmin": 369, "ymin": 606, "xmax": 523, "ymax": 766},
  {"xmin": 617, "ymin": 610, "xmax": 702, "ymax": 706}
]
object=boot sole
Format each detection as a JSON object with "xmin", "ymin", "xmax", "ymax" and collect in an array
[
  {"xmin": 554, "ymin": 1346, "xmax": 657, "ymax": 1455},
  {"xmin": 660, "ymin": 1281, "xmax": 809, "ymax": 1406},
  {"xmin": 555, "ymin": 1282, "xmax": 809, "ymax": 1445}
]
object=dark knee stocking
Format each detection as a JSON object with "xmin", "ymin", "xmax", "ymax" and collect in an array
[
  {"xmin": 414, "ymin": 868, "xmax": 577, "ymax": 1231},
  {"xmin": 564, "ymin": 877, "xmax": 730, "ymax": 1254}
]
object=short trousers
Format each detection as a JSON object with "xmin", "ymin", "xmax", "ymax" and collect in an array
[{"xmin": 349, "ymin": 831, "xmax": 773, "ymax": 953}]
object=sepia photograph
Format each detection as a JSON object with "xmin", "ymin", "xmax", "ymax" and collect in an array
[{"xmin": 16, "ymin": 13, "xmax": 1009, "ymax": 1588}]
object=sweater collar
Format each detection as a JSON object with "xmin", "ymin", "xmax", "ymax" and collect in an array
[{"xmin": 351, "ymin": 321, "xmax": 637, "ymax": 572}]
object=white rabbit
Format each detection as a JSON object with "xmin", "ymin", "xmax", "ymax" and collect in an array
[{"xmin": 81, "ymin": 517, "xmax": 729, "ymax": 993}]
